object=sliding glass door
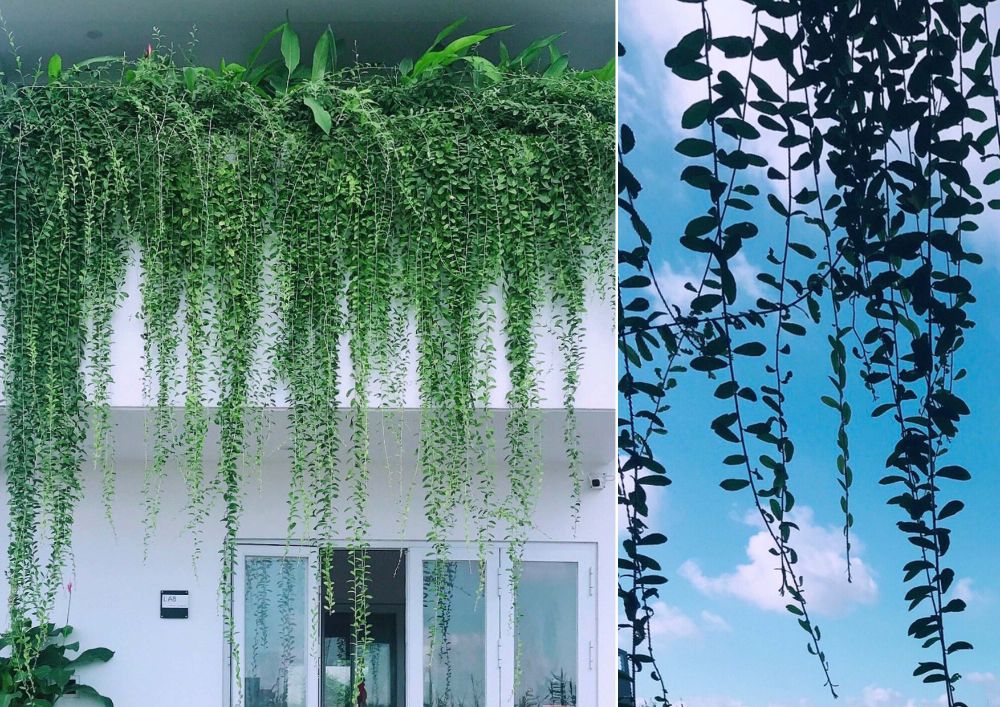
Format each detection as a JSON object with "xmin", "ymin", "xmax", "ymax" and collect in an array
[{"xmin": 234, "ymin": 543, "xmax": 595, "ymax": 707}]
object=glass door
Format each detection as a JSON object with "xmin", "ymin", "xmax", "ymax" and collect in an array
[
  {"xmin": 233, "ymin": 544, "xmax": 321, "ymax": 707},
  {"xmin": 499, "ymin": 544, "xmax": 596, "ymax": 707},
  {"xmin": 405, "ymin": 545, "xmax": 500, "ymax": 707},
  {"xmin": 233, "ymin": 542, "xmax": 595, "ymax": 707}
]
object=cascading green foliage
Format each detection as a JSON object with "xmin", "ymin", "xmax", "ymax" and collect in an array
[{"xmin": 0, "ymin": 20, "xmax": 613, "ymax": 693}]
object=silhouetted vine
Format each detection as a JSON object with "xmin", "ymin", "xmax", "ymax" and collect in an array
[{"xmin": 620, "ymin": 1, "xmax": 985, "ymax": 704}]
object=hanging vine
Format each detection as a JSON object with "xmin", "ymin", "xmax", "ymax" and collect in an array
[
  {"xmin": 620, "ymin": 0, "xmax": 986, "ymax": 704},
  {"xmin": 0, "ymin": 20, "xmax": 614, "ymax": 692}
]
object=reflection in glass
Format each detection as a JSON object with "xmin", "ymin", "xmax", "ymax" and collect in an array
[
  {"xmin": 423, "ymin": 561, "xmax": 485, "ymax": 707},
  {"xmin": 244, "ymin": 555, "xmax": 308, "ymax": 707},
  {"xmin": 515, "ymin": 562, "xmax": 578, "ymax": 706},
  {"xmin": 323, "ymin": 612, "xmax": 399, "ymax": 706}
]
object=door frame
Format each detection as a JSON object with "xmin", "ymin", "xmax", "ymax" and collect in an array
[
  {"xmin": 499, "ymin": 542, "xmax": 598, "ymax": 707},
  {"xmin": 403, "ymin": 542, "xmax": 501, "ymax": 707},
  {"xmin": 231, "ymin": 543, "xmax": 321, "ymax": 707},
  {"xmin": 230, "ymin": 540, "xmax": 595, "ymax": 707}
]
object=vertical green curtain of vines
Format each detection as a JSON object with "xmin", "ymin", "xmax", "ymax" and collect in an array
[
  {"xmin": 620, "ymin": 0, "xmax": 987, "ymax": 705},
  {"xmin": 0, "ymin": 53, "xmax": 613, "ymax": 683}
]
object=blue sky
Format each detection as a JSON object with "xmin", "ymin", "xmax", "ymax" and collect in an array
[{"xmin": 619, "ymin": 2, "xmax": 1000, "ymax": 706}]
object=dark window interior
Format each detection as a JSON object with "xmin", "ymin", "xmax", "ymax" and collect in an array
[{"xmin": 322, "ymin": 550, "xmax": 406, "ymax": 707}]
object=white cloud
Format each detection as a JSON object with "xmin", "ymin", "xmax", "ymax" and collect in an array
[
  {"xmin": 851, "ymin": 686, "xmax": 916, "ymax": 707},
  {"xmin": 953, "ymin": 577, "xmax": 976, "ymax": 605},
  {"xmin": 950, "ymin": 577, "xmax": 994, "ymax": 608},
  {"xmin": 647, "ymin": 252, "xmax": 765, "ymax": 312},
  {"xmin": 619, "ymin": 600, "xmax": 733, "ymax": 646},
  {"xmin": 843, "ymin": 686, "xmax": 953, "ymax": 707},
  {"xmin": 674, "ymin": 696, "xmax": 751, "ymax": 707},
  {"xmin": 674, "ymin": 697, "xmax": 808, "ymax": 707},
  {"xmin": 967, "ymin": 671, "xmax": 1000, "ymax": 702},
  {"xmin": 841, "ymin": 685, "xmax": 967, "ymax": 707},
  {"xmin": 699, "ymin": 609, "xmax": 731, "ymax": 632},
  {"xmin": 728, "ymin": 252, "xmax": 766, "ymax": 302},
  {"xmin": 967, "ymin": 671, "xmax": 997, "ymax": 684},
  {"xmin": 648, "ymin": 601, "xmax": 700, "ymax": 640},
  {"xmin": 647, "ymin": 258, "xmax": 700, "ymax": 310},
  {"xmin": 679, "ymin": 506, "xmax": 878, "ymax": 617}
]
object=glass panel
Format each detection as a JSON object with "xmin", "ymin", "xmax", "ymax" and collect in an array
[
  {"xmin": 423, "ymin": 561, "xmax": 486, "ymax": 707},
  {"xmin": 363, "ymin": 615, "xmax": 398, "ymax": 707},
  {"xmin": 244, "ymin": 555, "xmax": 309, "ymax": 707},
  {"xmin": 322, "ymin": 613, "xmax": 352, "ymax": 706},
  {"xmin": 515, "ymin": 562, "xmax": 578, "ymax": 707}
]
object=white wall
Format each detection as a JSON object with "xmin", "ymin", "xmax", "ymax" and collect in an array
[
  {"xmin": 0, "ymin": 255, "xmax": 616, "ymax": 411},
  {"xmin": 0, "ymin": 408, "xmax": 616, "ymax": 706}
]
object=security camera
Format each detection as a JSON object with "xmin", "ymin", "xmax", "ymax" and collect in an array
[{"xmin": 587, "ymin": 471, "xmax": 608, "ymax": 490}]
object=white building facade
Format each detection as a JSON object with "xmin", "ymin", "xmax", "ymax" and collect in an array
[{"xmin": 0, "ymin": 260, "xmax": 615, "ymax": 707}]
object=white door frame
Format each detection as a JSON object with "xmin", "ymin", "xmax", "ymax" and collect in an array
[
  {"xmin": 499, "ymin": 542, "xmax": 597, "ymax": 707},
  {"xmin": 404, "ymin": 542, "xmax": 501, "ymax": 707},
  {"xmin": 231, "ymin": 543, "xmax": 321, "ymax": 707}
]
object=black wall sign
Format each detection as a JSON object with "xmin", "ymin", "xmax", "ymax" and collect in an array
[{"xmin": 160, "ymin": 590, "xmax": 189, "ymax": 619}]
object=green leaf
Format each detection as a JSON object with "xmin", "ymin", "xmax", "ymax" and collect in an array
[
  {"xmin": 713, "ymin": 35, "xmax": 753, "ymax": 58},
  {"xmin": 936, "ymin": 465, "xmax": 971, "ymax": 481},
  {"xmin": 685, "ymin": 215, "xmax": 718, "ymax": 237},
  {"xmin": 463, "ymin": 56, "xmax": 502, "ymax": 82},
  {"xmin": 513, "ymin": 33, "xmax": 564, "ymax": 69},
  {"xmin": 733, "ymin": 342, "xmax": 765, "ymax": 356},
  {"xmin": 691, "ymin": 356, "xmax": 727, "ymax": 372},
  {"xmin": 281, "ymin": 23, "xmax": 301, "ymax": 78},
  {"xmin": 938, "ymin": 500, "xmax": 964, "ymax": 520},
  {"xmin": 768, "ymin": 193, "xmax": 789, "ymax": 217},
  {"xmin": 67, "ymin": 647, "xmax": 114, "ymax": 668},
  {"xmin": 543, "ymin": 54, "xmax": 569, "ymax": 78},
  {"xmin": 717, "ymin": 117, "xmax": 760, "ymax": 140},
  {"xmin": 184, "ymin": 66, "xmax": 197, "ymax": 93},
  {"xmin": 621, "ymin": 275, "xmax": 651, "ymax": 288},
  {"xmin": 69, "ymin": 684, "xmax": 113, "ymax": 707},
  {"xmin": 675, "ymin": 138, "xmax": 714, "ymax": 157},
  {"xmin": 303, "ymin": 97, "xmax": 332, "ymax": 135},
  {"xmin": 576, "ymin": 57, "xmax": 614, "ymax": 82},
  {"xmin": 720, "ymin": 478, "xmax": 750, "ymax": 491},
  {"xmin": 429, "ymin": 17, "xmax": 468, "ymax": 50},
  {"xmin": 621, "ymin": 124, "xmax": 636, "ymax": 154},
  {"xmin": 789, "ymin": 242, "xmax": 816, "ymax": 258},
  {"xmin": 246, "ymin": 23, "xmax": 284, "ymax": 70},
  {"xmin": 681, "ymin": 99, "xmax": 712, "ymax": 129},
  {"xmin": 312, "ymin": 29, "xmax": 332, "ymax": 81},
  {"xmin": 48, "ymin": 54, "xmax": 62, "ymax": 80},
  {"xmin": 69, "ymin": 55, "xmax": 120, "ymax": 73},
  {"xmin": 442, "ymin": 25, "xmax": 512, "ymax": 58}
]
